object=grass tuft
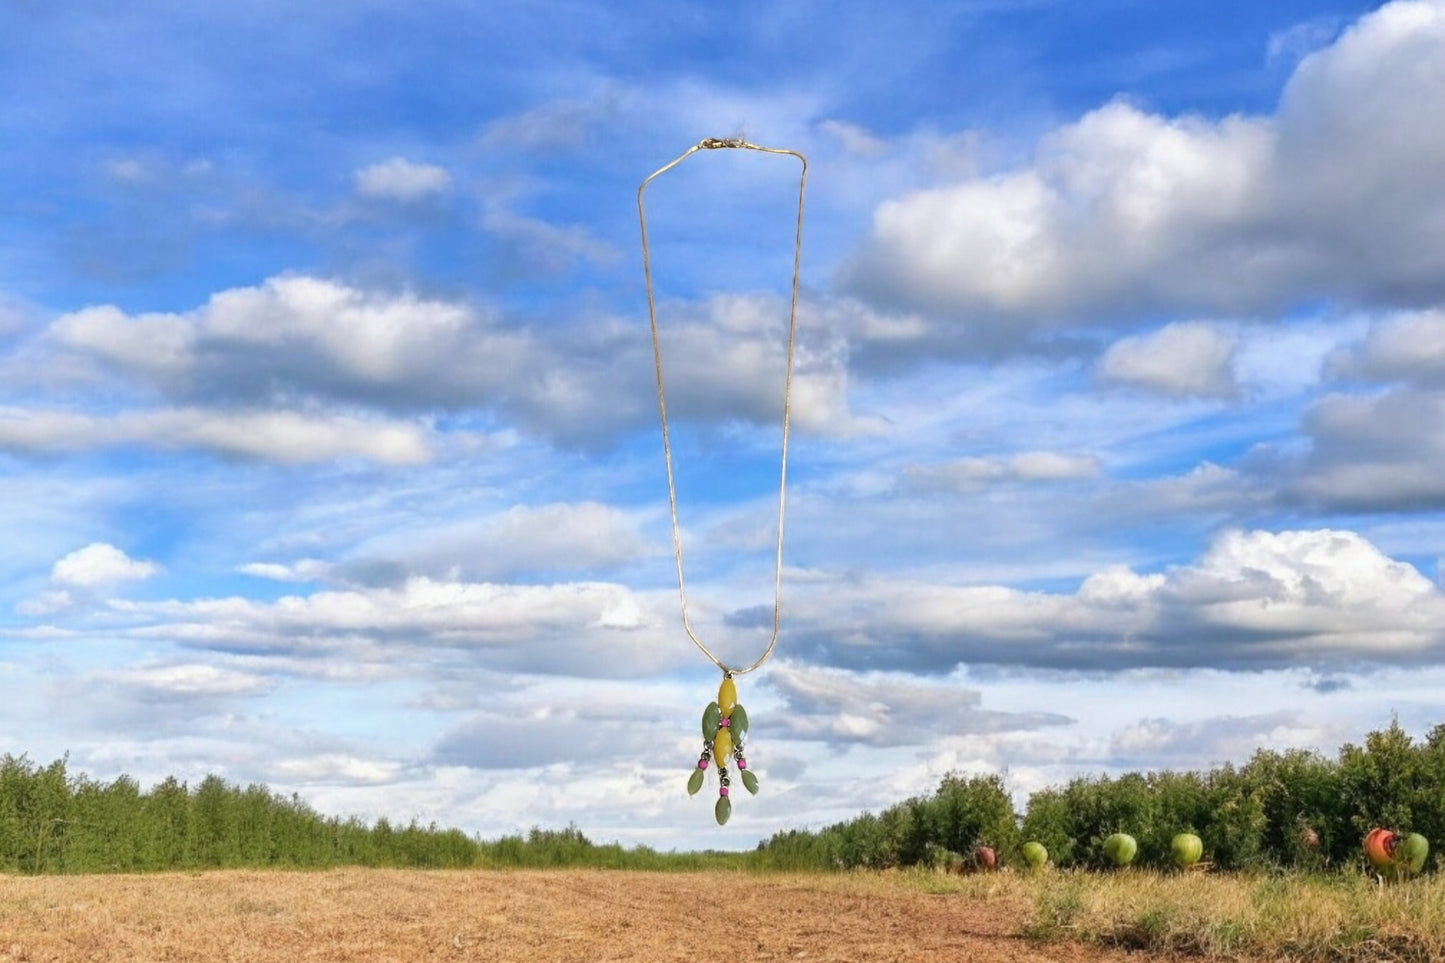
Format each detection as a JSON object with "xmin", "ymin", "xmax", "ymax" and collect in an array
[{"xmin": 1017, "ymin": 868, "xmax": 1445, "ymax": 961}]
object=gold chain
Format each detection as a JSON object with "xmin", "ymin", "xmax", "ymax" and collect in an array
[{"xmin": 637, "ymin": 138, "xmax": 808, "ymax": 677}]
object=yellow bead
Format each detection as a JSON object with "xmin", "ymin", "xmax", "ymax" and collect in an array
[
  {"xmin": 718, "ymin": 676, "xmax": 737, "ymax": 717},
  {"xmin": 713, "ymin": 728, "xmax": 733, "ymax": 766}
]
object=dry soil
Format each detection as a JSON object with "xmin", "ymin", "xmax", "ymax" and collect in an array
[{"xmin": 0, "ymin": 869, "xmax": 1149, "ymax": 963}]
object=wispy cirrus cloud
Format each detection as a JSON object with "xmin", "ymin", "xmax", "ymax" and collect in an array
[{"xmin": 0, "ymin": 405, "xmax": 432, "ymax": 464}]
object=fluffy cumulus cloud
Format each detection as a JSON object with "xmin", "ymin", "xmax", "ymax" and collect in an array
[
  {"xmin": 16, "ymin": 542, "xmax": 160, "ymax": 614},
  {"xmin": 1097, "ymin": 321, "xmax": 1238, "ymax": 398},
  {"xmin": 842, "ymin": 0, "xmax": 1445, "ymax": 345},
  {"xmin": 109, "ymin": 576, "xmax": 678, "ymax": 679},
  {"xmin": 777, "ymin": 528, "xmax": 1445, "ymax": 672},
  {"xmin": 1227, "ymin": 307, "xmax": 1445, "ymax": 511},
  {"xmin": 1327, "ymin": 308, "xmax": 1445, "ymax": 386},
  {"xmin": 1284, "ymin": 388, "xmax": 1445, "ymax": 509},
  {"xmin": 52, "ymin": 542, "xmax": 158, "ymax": 587},
  {"xmin": 30, "ymin": 277, "xmax": 871, "ymax": 452},
  {"xmin": 354, "ymin": 158, "xmax": 453, "ymax": 201}
]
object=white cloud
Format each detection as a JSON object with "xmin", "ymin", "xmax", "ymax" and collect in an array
[
  {"xmin": 817, "ymin": 119, "xmax": 888, "ymax": 157},
  {"xmin": 1327, "ymin": 308, "xmax": 1445, "ymax": 385},
  {"xmin": 1267, "ymin": 16, "xmax": 1344, "ymax": 66},
  {"xmin": 52, "ymin": 305, "xmax": 195, "ymax": 377},
  {"xmin": 42, "ymin": 277, "xmax": 871, "ymax": 449},
  {"xmin": 764, "ymin": 663, "xmax": 1070, "ymax": 749},
  {"xmin": 1108, "ymin": 712, "xmax": 1303, "ymax": 764},
  {"xmin": 112, "ymin": 576, "xmax": 679, "ymax": 678},
  {"xmin": 349, "ymin": 501, "xmax": 651, "ymax": 583},
  {"xmin": 15, "ymin": 590, "xmax": 74, "ymax": 616},
  {"xmin": 238, "ymin": 559, "xmax": 332, "ymax": 582},
  {"xmin": 354, "ymin": 158, "xmax": 452, "ymax": 201},
  {"xmin": 905, "ymin": 451, "xmax": 1100, "ymax": 490},
  {"xmin": 1284, "ymin": 388, "xmax": 1445, "ymax": 508},
  {"xmin": 0, "ymin": 405, "xmax": 432, "ymax": 464},
  {"xmin": 478, "ymin": 96, "xmax": 616, "ymax": 153},
  {"xmin": 481, "ymin": 208, "xmax": 622, "ymax": 271},
  {"xmin": 779, "ymin": 528, "xmax": 1445, "ymax": 672},
  {"xmin": 845, "ymin": 102, "xmax": 1274, "ymax": 327},
  {"xmin": 272, "ymin": 753, "xmax": 404, "ymax": 785},
  {"xmin": 94, "ymin": 663, "xmax": 272, "ymax": 697},
  {"xmin": 1098, "ymin": 321, "xmax": 1238, "ymax": 398},
  {"xmin": 843, "ymin": 0, "xmax": 1445, "ymax": 340},
  {"xmin": 52, "ymin": 543, "xmax": 158, "ymax": 587},
  {"xmin": 655, "ymin": 294, "xmax": 884, "ymax": 439}
]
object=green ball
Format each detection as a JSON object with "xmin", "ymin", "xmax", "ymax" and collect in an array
[
  {"xmin": 1103, "ymin": 833, "xmax": 1137, "ymax": 867},
  {"xmin": 1396, "ymin": 833, "xmax": 1429, "ymax": 875},
  {"xmin": 1021, "ymin": 841, "xmax": 1048, "ymax": 869},
  {"xmin": 1171, "ymin": 833, "xmax": 1203, "ymax": 869}
]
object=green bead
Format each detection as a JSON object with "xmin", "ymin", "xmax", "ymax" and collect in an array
[
  {"xmin": 740, "ymin": 769, "xmax": 759, "ymax": 795},
  {"xmin": 687, "ymin": 768, "xmax": 705, "ymax": 796},
  {"xmin": 715, "ymin": 795, "xmax": 732, "ymax": 825},
  {"xmin": 730, "ymin": 704, "xmax": 749, "ymax": 742},
  {"xmin": 701, "ymin": 702, "xmax": 722, "ymax": 740}
]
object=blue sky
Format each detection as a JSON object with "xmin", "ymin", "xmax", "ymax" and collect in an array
[{"xmin": 4, "ymin": 0, "xmax": 1445, "ymax": 849}]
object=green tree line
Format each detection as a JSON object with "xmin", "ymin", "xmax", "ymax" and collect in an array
[
  {"xmin": 7, "ymin": 719, "xmax": 1441, "ymax": 875},
  {"xmin": 754, "ymin": 720, "xmax": 1445, "ymax": 874},
  {"xmin": 0, "ymin": 754, "xmax": 743, "ymax": 875},
  {"xmin": 0, "ymin": 755, "xmax": 481, "ymax": 873}
]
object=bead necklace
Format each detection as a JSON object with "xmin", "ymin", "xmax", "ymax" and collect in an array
[{"xmin": 637, "ymin": 137, "xmax": 807, "ymax": 825}]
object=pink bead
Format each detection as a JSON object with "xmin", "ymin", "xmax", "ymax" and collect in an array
[
  {"xmin": 719, "ymin": 787, "xmax": 729, "ymax": 797},
  {"xmin": 697, "ymin": 759, "xmax": 708, "ymax": 769},
  {"xmin": 738, "ymin": 758, "xmax": 747, "ymax": 769},
  {"xmin": 719, "ymin": 718, "xmax": 729, "ymax": 727}
]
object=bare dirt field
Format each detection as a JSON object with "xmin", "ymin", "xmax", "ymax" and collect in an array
[{"xmin": 0, "ymin": 868, "xmax": 1149, "ymax": 963}]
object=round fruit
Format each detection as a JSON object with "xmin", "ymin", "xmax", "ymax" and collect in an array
[
  {"xmin": 1395, "ymin": 833, "xmax": 1429, "ymax": 876},
  {"xmin": 1103, "ymin": 833, "xmax": 1137, "ymax": 867},
  {"xmin": 1171, "ymin": 833, "xmax": 1203, "ymax": 869},
  {"xmin": 1364, "ymin": 828, "xmax": 1397, "ymax": 872},
  {"xmin": 1021, "ymin": 841, "xmax": 1048, "ymax": 869}
]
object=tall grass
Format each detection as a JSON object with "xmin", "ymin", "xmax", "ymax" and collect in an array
[{"xmin": 1019, "ymin": 868, "xmax": 1445, "ymax": 961}]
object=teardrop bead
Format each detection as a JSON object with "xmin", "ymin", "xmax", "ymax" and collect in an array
[
  {"xmin": 713, "ymin": 728, "xmax": 733, "ymax": 766},
  {"xmin": 718, "ymin": 676, "xmax": 737, "ymax": 717},
  {"xmin": 729, "ymin": 704, "xmax": 749, "ymax": 741},
  {"xmin": 701, "ymin": 702, "xmax": 722, "ymax": 740},
  {"xmin": 687, "ymin": 768, "xmax": 705, "ymax": 796},
  {"xmin": 740, "ymin": 769, "xmax": 759, "ymax": 795},
  {"xmin": 715, "ymin": 795, "xmax": 732, "ymax": 825}
]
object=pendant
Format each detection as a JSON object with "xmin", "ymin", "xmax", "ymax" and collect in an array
[{"xmin": 686, "ymin": 672, "xmax": 759, "ymax": 824}]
